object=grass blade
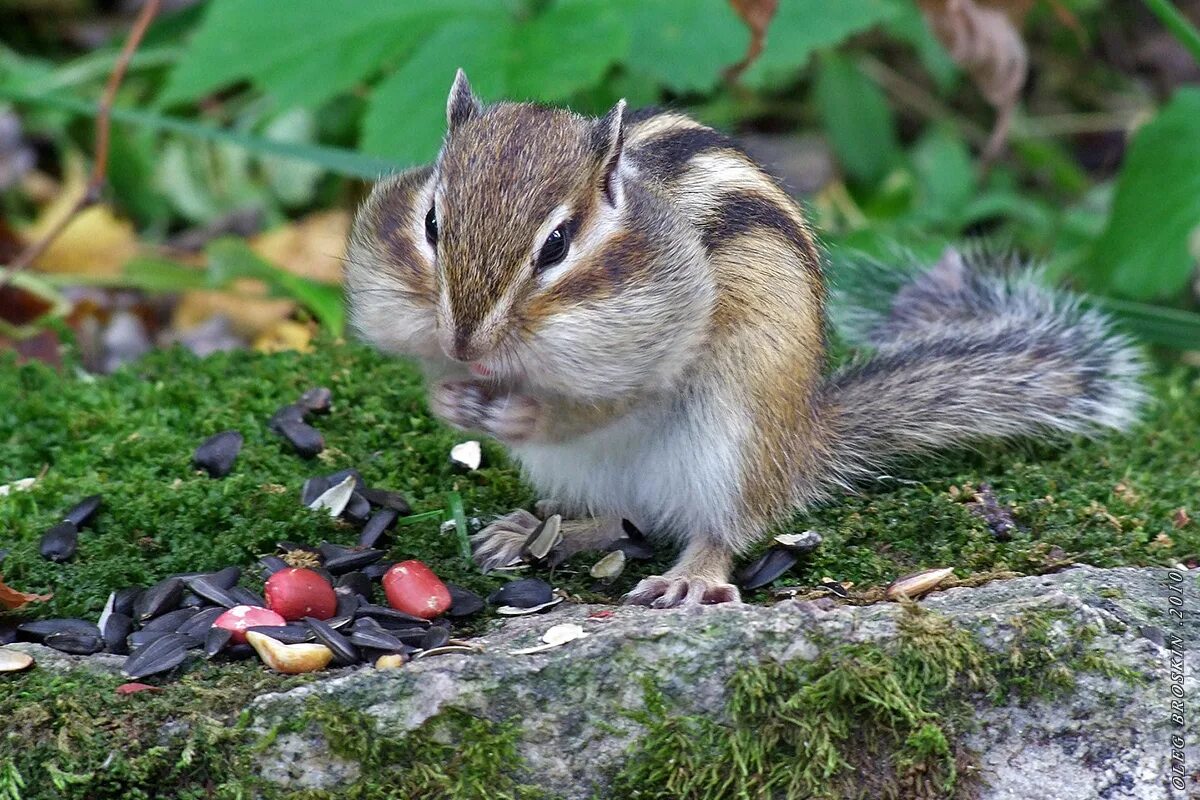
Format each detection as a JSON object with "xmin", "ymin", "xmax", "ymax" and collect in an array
[{"xmin": 446, "ymin": 491, "xmax": 471, "ymax": 566}]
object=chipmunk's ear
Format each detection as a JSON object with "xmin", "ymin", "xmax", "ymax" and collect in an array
[
  {"xmin": 592, "ymin": 99, "xmax": 626, "ymax": 207},
  {"xmin": 446, "ymin": 69, "xmax": 482, "ymax": 133}
]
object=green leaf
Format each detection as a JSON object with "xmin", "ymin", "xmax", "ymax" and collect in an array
[
  {"xmin": 206, "ymin": 238, "xmax": 345, "ymax": 334},
  {"xmin": 617, "ymin": 0, "xmax": 747, "ymax": 93},
  {"xmin": 744, "ymin": 0, "xmax": 900, "ymax": 88},
  {"xmin": 910, "ymin": 125, "xmax": 976, "ymax": 223},
  {"xmin": 1089, "ymin": 89, "xmax": 1200, "ymax": 300},
  {"xmin": 814, "ymin": 53, "xmax": 900, "ymax": 185},
  {"xmin": 160, "ymin": 0, "xmax": 456, "ymax": 108},
  {"xmin": 882, "ymin": 2, "xmax": 958, "ymax": 92},
  {"xmin": 1087, "ymin": 296, "xmax": 1200, "ymax": 351},
  {"xmin": 362, "ymin": 1, "xmax": 628, "ymax": 165}
]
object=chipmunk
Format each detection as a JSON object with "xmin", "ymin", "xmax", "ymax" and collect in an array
[{"xmin": 345, "ymin": 70, "xmax": 1143, "ymax": 608}]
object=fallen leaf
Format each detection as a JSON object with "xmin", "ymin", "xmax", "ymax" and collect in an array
[
  {"xmin": 0, "ymin": 574, "xmax": 52, "ymax": 610},
  {"xmin": 725, "ymin": 0, "xmax": 780, "ymax": 83},
  {"xmin": 172, "ymin": 282, "xmax": 295, "ymax": 340},
  {"xmin": 251, "ymin": 210, "xmax": 349, "ymax": 284},
  {"xmin": 117, "ymin": 682, "xmax": 163, "ymax": 695},
  {"xmin": 1173, "ymin": 508, "xmax": 1191, "ymax": 529},
  {"xmin": 253, "ymin": 319, "xmax": 314, "ymax": 354},
  {"xmin": 919, "ymin": 0, "xmax": 1028, "ymax": 162}
]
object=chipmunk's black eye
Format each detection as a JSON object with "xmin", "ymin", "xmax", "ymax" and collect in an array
[
  {"xmin": 535, "ymin": 224, "xmax": 570, "ymax": 271},
  {"xmin": 425, "ymin": 206, "xmax": 438, "ymax": 245}
]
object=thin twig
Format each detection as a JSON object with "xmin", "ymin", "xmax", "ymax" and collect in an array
[
  {"xmin": 0, "ymin": 0, "xmax": 161, "ymax": 290},
  {"xmin": 1141, "ymin": 0, "xmax": 1200, "ymax": 65}
]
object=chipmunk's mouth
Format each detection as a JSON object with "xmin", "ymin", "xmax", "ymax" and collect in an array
[{"xmin": 469, "ymin": 362, "xmax": 492, "ymax": 379}]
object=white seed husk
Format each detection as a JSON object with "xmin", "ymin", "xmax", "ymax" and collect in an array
[
  {"xmin": 0, "ymin": 648, "xmax": 34, "ymax": 672},
  {"xmin": 450, "ymin": 440, "xmax": 482, "ymax": 471},
  {"xmin": 885, "ymin": 567, "xmax": 955, "ymax": 601},
  {"xmin": 494, "ymin": 597, "xmax": 564, "ymax": 616},
  {"xmin": 510, "ymin": 622, "xmax": 588, "ymax": 655},
  {"xmin": 589, "ymin": 549, "xmax": 626, "ymax": 580},
  {"xmin": 0, "ymin": 477, "xmax": 36, "ymax": 497},
  {"xmin": 308, "ymin": 475, "xmax": 356, "ymax": 517}
]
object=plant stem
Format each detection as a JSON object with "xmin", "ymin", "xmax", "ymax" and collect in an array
[{"xmin": 1142, "ymin": 0, "xmax": 1200, "ymax": 65}]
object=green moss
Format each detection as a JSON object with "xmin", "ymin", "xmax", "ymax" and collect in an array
[
  {"xmin": 612, "ymin": 604, "xmax": 1137, "ymax": 800},
  {"xmin": 275, "ymin": 702, "xmax": 548, "ymax": 800}
]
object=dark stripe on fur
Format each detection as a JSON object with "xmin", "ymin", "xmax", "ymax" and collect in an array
[
  {"xmin": 699, "ymin": 192, "xmax": 819, "ymax": 275},
  {"xmin": 631, "ymin": 127, "xmax": 743, "ymax": 182}
]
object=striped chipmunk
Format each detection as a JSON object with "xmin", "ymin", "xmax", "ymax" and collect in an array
[{"xmin": 345, "ymin": 70, "xmax": 1143, "ymax": 608}]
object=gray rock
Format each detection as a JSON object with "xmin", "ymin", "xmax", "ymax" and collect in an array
[{"xmin": 246, "ymin": 566, "xmax": 1198, "ymax": 799}]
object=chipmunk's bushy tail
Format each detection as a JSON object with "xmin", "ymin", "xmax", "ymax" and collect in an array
[{"xmin": 815, "ymin": 247, "xmax": 1144, "ymax": 491}]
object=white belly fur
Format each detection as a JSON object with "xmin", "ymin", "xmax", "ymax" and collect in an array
[{"xmin": 510, "ymin": 386, "xmax": 747, "ymax": 541}]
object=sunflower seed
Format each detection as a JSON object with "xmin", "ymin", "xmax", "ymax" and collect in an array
[
  {"xmin": 269, "ymin": 403, "xmax": 306, "ymax": 432},
  {"xmin": 259, "ymin": 555, "xmax": 289, "ymax": 577},
  {"xmin": 176, "ymin": 606, "xmax": 225, "ymax": 638},
  {"xmin": 885, "ymin": 567, "xmax": 955, "ymax": 601},
  {"xmin": 358, "ymin": 487, "xmax": 412, "ymax": 515},
  {"xmin": 444, "ymin": 585, "xmax": 485, "ymax": 618},
  {"xmin": 208, "ymin": 566, "xmax": 242, "ymax": 589},
  {"xmin": 223, "ymin": 643, "xmax": 254, "ymax": 660},
  {"xmin": 589, "ymin": 550, "xmax": 626, "ymax": 580},
  {"xmin": 127, "ymin": 629, "xmax": 173, "ymax": 650},
  {"xmin": 0, "ymin": 648, "xmax": 34, "ymax": 672},
  {"xmin": 319, "ymin": 543, "xmax": 383, "ymax": 574},
  {"xmin": 45, "ymin": 631, "xmax": 104, "ymax": 655},
  {"xmin": 494, "ymin": 598, "xmax": 564, "ymax": 616},
  {"xmin": 193, "ymin": 430, "xmax": 243, "ymax": 478},
  {"xmin": 449, "ymin": 440, "xmax": 482, "ymax": 471},
  {"xmin": 356, "ymin": 604, "xmax": 431, "ymax": 627},
  {"xmin": 185, "ymin": 575, "xmax": 239, "ymax": 608},
  {"xmin": 300, "ymin": 476, "xmax": 332, "ymax": 507},
  {"xmin": 343, "ymin": 492, "xmax": 372, "ymax": 525},
  {"xmin": 361, "ymin": 562, "xmax": 392, "ymax": 581},
  {"xmin": 100, "ymin": 613, "xmax": 134, "ymax": 655},
  {"xmin": 142, "ymin": 608, "xmax": 199, "ymax": 632},
  {"xmin": 304, "ymin": 617, "xmax": 359, "ymax": 665},
  {"xmin": 419, "ymin": 626, "xmax": 450, "ymax": 651},
  {"xmin": 247, "ymin": 624, "xmax": 313, "ymax": 645},
  {"xmin": 521, "ymin": 515, "xmax": 562, "ymax": 562},
  {"xmin": 0, "ymin": 619, "xmax": 19, "ymax": 645},
  {"xmin": 820, "ymin": 579, "xmax": 849, "ymax": 599},
  {"xmin": 112, "ymin": 587, "xmax": 142, "ymax": 617},
  {"xmin": 348, "ymin": 627, "xmax": 407, "ymax": 652},
  {"xmin": 335, "ymin": 571, "xmax": 372, "ymax": 599},
  {"xmin": 63, "ymin": 495, "xmax": 103, "ymax": 528},
  {"xmin": 134, "ymin": 577, "xmax": 185, "ymax": 621},
  {"xmin": 275, "ymin": 419, "xmax": 324, "ymax": 458},
  {"xmin": 228, "ymin": 587, "xmax": 266, "ymax": 607},
  {"xmin": 487, "ymin": 578, "xmax": 554, "ymax": 609},
  {"xmin": 357, "ymin": 508, "xmax": 399, "ymax": 549},
  {"xmin": 18, "ymin": 618, "xmax": 99, "ymax": 642},
  {"xmin": 39, "ymin": 521, "xmax": 79, "ymax": 562},
  {"xmin": 308, "ymin": 475, "xmax": 355, "ymax": 516},
  {"xmin": 204, "ymin": 627, "xmax": 232, "ymax": 658},
  {"xmin": 735, "ymin": 547, "xmax": 799, "ymax": 591},
  {"xmin": 773, "ymin": 530, "xmax": 823, "ymax": 553},
  {"xmin": 298, "ymin": 387, "xmax": 332, "ymax": 415},
  {"xmin": 123, "ymin": 634, "xmax": 192, "ymax": 679}
]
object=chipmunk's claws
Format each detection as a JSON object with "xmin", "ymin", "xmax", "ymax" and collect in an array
[
  {"xmin": 625, "ymin": 575, "xmax": 741, "ymax": 607},
  {"xmin": 471, "ymin": 509, "xmax": 541, "ymax": 572}
]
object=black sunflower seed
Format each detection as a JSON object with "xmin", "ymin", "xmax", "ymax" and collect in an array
[
  {"xmin": 127, "ymin": 629, "xmax": 173, "ymax": 650},
  {"xmin": 101, "ymin": 613, "xmax": 134, "ymax": 655},
  {"xmin": 321, "ymin": 546, "xmax": 384, "ymax": 575},
  {"xmin": 247, "ymin": 624, "xmax": 312, "ymax": 645},
  {"xmin": 208, "ymin": 566, "xmax": 242, "ymax": 589},
  {"xmin": 193, "ymin": 430, "xmax": 243, "ymax": 478},
  {"xmin": 204, "ymin": 627, "xmax": 232, "ymax": 658},
  {"xmin": 335, "ymin": 571, "xmax": 371, "ymax": 598},
  {"xmin": 304, "ymin": 616, "xmax": 359, "ymax": 665},
  {"xmin": 348, "ymin": 627, "xmax": 406, "ymax": 652},
  {"xmin": 357, "ymin": 508, "xmax": 399, "ymax": 549},
  {"xmin": 18, "ymin": 618, "xmax": 99, "ymax": 643},
  {"xmin": 356, "ymin": 604, "xmax": 431, "ymax": 627},
  {"xmin": 361, "ymin": 562, "xmax": 392, "ymax": 581},
  {"xmin": 300, "ymin": 476, "xmax": 332, "ymax": 506},
  {"xmin": 185, "ymin": 575, "xmax": 239, "ymax": 608},
  {"xmin": 611, "ymin": 537, "xmax": 656, "ymax": 561},
  {"xmin": 63, "ymin": 495, "xmax": 103, "ymax": 528},
  {"xmin": 444, "ymin": 585, "xmax": 484, "ymax": 618},
  {"xmin": 419, "ymin": 626, "xmax": 450, "ymax": 651},
  {"xmin": 142, "ymin": 607, "xmax": 199, "ymax": 632},
  {"xmin": 487, "ymin": 578, "xmax": 554, "ymax": 609},
  {"xmin": 325, "ymin": 468, "xmax": 364, "ymax": 489},
  {"xmin": 180, "ymin": 591, "xmax": 206, "ymax": 609},
  {"xmin": 0, "ymin": 619, "xmax": 19, "ymax": 645},
  {"xmin": 39, "ymin": 521, "xmax": 79, "ymax": 562},
  {"xmin": 385, "ymin": 626, "xmax": 431, "ymax": 647},
  {"xmin": 358, "ymin": 487, "xmax": 412, "ymax": 515},
  {"xmin": 134, "ymin": 577, "xmax": 185, "ymax": 621},
  {"xmin": 259, "ymin": 555, "xmax": 289, "ymax": 577},
  {"xmin": 342, "ymin": 492, "xmax": 372, "ymax": 525},
  {"xmin": 44, "ymin": 631, "xmax": 105, "ymax": 655},
  {"xmin": 298, "ymin": 387, "xmax": 332, "ymax": 415},
  {"xmin": 735, "ymin": 547, "xmax": 799, "ymax": 591},
  {"xmin": 335, "ymin": 591, "xmax": 360, "ymax": 619},
  {"xmin": 275, "ymin": 419, "xmax": 324, "ymax": 458},
  {"xmin": 123, "ymin": 634, "xmax": 193, "ymax": 679},
  {"xmin": 177, "ymin": 606, "xmax": 225, "ymax": 638},
  {"xmin": 269, "ymin": 404, "xmax": 307, "ymax": 433},
  {"xmin": 228, "ymin": 587, "xmax": 266, "ymax": 607},
  {"xmin": 223, "ymin": 643, "xmax": 254, "ymax": 660},
  {"xmin": 112, "ymin": 587, "xmax": 142, "ymax": 617}
]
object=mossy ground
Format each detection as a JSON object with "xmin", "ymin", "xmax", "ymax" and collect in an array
[{"xmin": 0, "ymin": 340, "xmax": 1197, "ymax": 799}]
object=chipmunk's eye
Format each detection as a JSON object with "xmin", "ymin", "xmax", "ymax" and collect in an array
[
  {"xmin": 425, "ymin": 206, "xmax": 438, "ymax": 245},
  {"xmin": 535, "ymin": 224, "xmax": 570, "ymax": 271}
]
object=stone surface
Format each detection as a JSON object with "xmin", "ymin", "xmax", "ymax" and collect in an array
[{"xmin": 242, "ymin": 566, "xmax": 1199, "ymax": 799}]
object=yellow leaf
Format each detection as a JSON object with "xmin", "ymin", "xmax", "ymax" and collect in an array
[{"xmin": 251, "ymin": 210, "xmax": 349, "ymax": 284}]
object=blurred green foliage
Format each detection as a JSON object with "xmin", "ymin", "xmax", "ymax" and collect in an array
[{"xmin": 1, "ymin": 0, "xmax": 1200, "ymax": 342}]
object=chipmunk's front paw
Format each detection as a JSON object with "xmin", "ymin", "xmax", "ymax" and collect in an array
[
  {"xmin": 430, "ymin": 381, "xmax": 543, "ymax": 443},
  {"xmin": 471, "ymin": 509, "xmax": 541, "ymax": 572},
  {"xmin": 625, "ymin": 575, "xmax": 741, "ymax": 608}
]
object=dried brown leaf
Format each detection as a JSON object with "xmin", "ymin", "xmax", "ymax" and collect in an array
[
  {"xmin": 0, "ymin": 574, "xmax": 52, "ymax": 610},
  {"xmin": 724, "ymin": 0, "xmax": 779, "ymax": 83},
  {"xmin": 919, "ymin": 0, "xmax": 1028, "ymax": 162}
]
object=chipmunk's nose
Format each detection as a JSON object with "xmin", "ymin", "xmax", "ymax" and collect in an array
[{"xmin": 439, "ymin": 325, "xmax": 487, "ymax": 363}]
